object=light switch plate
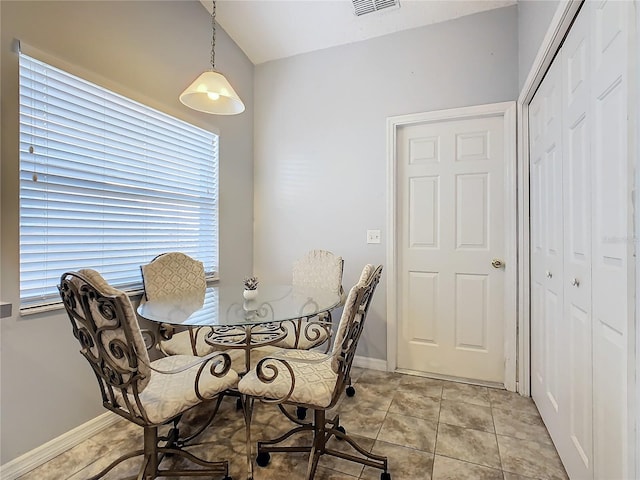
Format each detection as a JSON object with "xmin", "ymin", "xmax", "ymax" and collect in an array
[{"xmin": 366, "ymin": 230, "xmax": 381, "ymax": 244}]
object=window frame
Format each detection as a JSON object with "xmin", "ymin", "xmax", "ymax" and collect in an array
[{"xmin": 18, "ymin": 50, "xmax": 220, "ymax": 313}]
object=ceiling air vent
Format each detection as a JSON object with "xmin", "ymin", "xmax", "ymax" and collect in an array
[{"xmin": 352, "ymin": 0, "xmax": 400, "ymax": 17}]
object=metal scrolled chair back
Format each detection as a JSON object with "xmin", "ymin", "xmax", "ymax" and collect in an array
[{"xmin": 59, "ymin": 269, "xmax": 153, "ymax": 426}]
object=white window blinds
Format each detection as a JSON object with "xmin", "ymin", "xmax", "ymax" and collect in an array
[{"xmin": 19, "ymin": 52, "xmax": 219, "ymax": 310}]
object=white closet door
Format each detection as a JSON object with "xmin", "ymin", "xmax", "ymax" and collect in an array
[
  {"xmin": 529, "ymin": 57, "xmax": 565, "ymax": 454},
  {"xmin": 561, "ymin": 6, "xmax": 593, "ymax": 478},
  {"xmin": 590, "ymin": 1, "xmax": 630, "ymax": 478},
  {"xmin": 530, "ymin": 2, "xmax": 632, "ymax": 479}
]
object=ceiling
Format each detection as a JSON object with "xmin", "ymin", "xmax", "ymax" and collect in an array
[{"xmin": 207, "ymin": 0, "xmax": 517, "ymax": 65}]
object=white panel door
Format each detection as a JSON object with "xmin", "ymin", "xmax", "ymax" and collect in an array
[
  {"xmin": 560, "ymin": 7, "xmax": 593, "ymax": 477},
  {"xmin": 589, "ymin": 1, "xmax": 630, "ymax": 478},
  {"xmin": 397, "ymin": 114, "xmax": 506, "ymax": 383},
  {"xmin": 530, "ymin": 57, "xmax": 565, "ymax": 447}
]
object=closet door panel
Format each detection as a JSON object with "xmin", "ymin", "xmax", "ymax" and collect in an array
[
  {"xmin": 529, "ymin": 95, "xmax": 546, "ymax": 399},
  {"xmin": 561, "ymin": 6, "xmax": 593, "ymax": 478},
  {"xmin": 542, "ymin": 143, "xmax": 563, "ymax": 414},
  {"xmin": 530, "ymin": 57, "xmax": 565, "ymax": 445},
  {"xmin": 590, "ymin": 1, "xmax": 630, "ymax": 478}
]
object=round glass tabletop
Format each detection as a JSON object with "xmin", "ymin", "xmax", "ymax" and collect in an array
[{"xmin": 137, "ymin": 283, "xmax": 342, "ymax": 327}]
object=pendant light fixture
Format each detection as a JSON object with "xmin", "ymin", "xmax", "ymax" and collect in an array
[{"xmin": 179, "ymin": 0, "xmax": 245, "ymax": 115}]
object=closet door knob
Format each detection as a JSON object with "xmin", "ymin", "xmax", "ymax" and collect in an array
[
  {"xmin": 571, "ymin": 278, "xmax": 580, "ymax": 287},
  {"xmin": 546, "ymin": 271, "xmax": 553, "ymax": 279}
]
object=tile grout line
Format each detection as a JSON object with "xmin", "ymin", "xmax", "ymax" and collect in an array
[
  {"xmin": 431, "ymin": 383, "xmax": 444, "ymax": 478},
  {"xmin": 489, "ymin": 390, "xmax": 507, "ymax": 479}
]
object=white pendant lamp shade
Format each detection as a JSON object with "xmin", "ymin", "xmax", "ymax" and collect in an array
[
  {"xmin": 179, "ymin": 0, "xmax": 244, "ymax": 115},
  {"xmin": 179, "ymin": 70, "xmax": 245, "ymax": 115}
]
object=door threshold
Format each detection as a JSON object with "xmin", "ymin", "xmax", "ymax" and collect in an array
[{"xmin": 394, "ymin": 368, "xmax": 505, "ymax": 390}]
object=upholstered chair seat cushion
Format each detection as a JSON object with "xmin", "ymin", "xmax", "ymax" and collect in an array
[
  {"xmin": 159, "ymin": 330, "xmax": 216, "ymax": 356},
  {"xmin": 115, "ymin": 354, "xmax": 238, "ymax": 425},
  {"xmin": 237, "ymin": 350, "xmax": 337, "ymax": 408},
  {"xmin": 158, "ymin": 327, "xmax": 247, "ymax": 357}
]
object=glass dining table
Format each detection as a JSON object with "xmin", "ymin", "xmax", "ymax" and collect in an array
[
  {"xmin": 136, "ymin": 282, "xmax": 342, "ymax": 373},
  {"xmin": 137, "ymin": 282, "xmax": 342, "ymax": 480}
]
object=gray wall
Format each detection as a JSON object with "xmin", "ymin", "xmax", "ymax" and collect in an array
[
  {"xmin": 0, "ymin": 0, "xmax": 253, "ymax": 464},
  {"xmin": 252, "ymin": 6, "xmax": 519, "ymax": 362},
  {"xmin": 518, "ymin": 0, "xmax": 561, "ymax": 89},
  {"xmin": 0, "ymin": 0, "xmax": 567, "ymax": 467}
]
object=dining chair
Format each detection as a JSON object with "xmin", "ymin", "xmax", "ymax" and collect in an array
[
  {"xmin": 140, "ymin": 252, "xmax": 215, "ymax": 357},
  {"xmin": 140, "ymin": 251, "xmax": 249, "ymax": 411},
  {"xmin": 58, "ymin": 269, "xmax": 238, "ymax": 480},
  {"xmin": 237, "ymin": 265, "xmax": 390, "ymax": 480},
  {"xmin": 271, "ymin": 249, "xmax": 348, "ymax": 420}
]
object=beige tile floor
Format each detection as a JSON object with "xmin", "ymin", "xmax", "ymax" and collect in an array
[{"xmin": 18, "ymin": 368, "xmax": 568, "ymax": 480}]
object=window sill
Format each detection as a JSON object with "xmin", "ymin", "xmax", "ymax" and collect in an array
[
  {"xmin": 20, "ymin": 289, "xmax": 146, "ymax": 317},
  {"xmin": 19, "ymin": 275, "xmax": 220, "ymax": 317}
]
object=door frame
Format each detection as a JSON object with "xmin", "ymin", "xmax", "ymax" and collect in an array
[
  {"xmin": 636, "ymin": 4, "xmax": 640, "ymax": 478},
  {"xmin": 386, "ymin": 101, "xmax": 518, "ymax": 391}
]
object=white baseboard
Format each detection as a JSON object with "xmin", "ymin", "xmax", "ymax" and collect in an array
[
  {"xmin": 352, "ymin": 355, "xmax": 388, "ymax": 371},
  {"xmin": 0, "ymin": 411, "xmax": 120, "ymax": 480}
]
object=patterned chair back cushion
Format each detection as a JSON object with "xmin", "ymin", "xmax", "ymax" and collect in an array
[
  {"xmin": 330, "ymin": 264, "xmax": 382, "ymax": 373},
  {"xmin": 59, "ymin": 269, "xmax": 152, "ymax": 398},
  {"xmin": 141, "ymin": 252, "xmax": 206, "ymax": 300},
  {"xmin": 292, "ymin": 250, "xmax": 344, "ymax": 295}
]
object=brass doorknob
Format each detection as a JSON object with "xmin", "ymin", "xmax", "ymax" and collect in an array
[{"xmin": 491, "ymin": 259, "xmax": 505, "ymax": 269}]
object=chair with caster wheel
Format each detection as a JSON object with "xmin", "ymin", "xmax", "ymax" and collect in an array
[
  {"xmin": 140, "ymin": 251, "xmax": 248, "ymax": 373},
  {"xmin": 141, "ymin": 252, "xmax": 223, "ymax": 357},
  {"xmin": 278, "ymin": 250, "xmax": 347, "ymax": 422},
  {"xmin": 238, "ymin": 265, "xmax": 391, "ymax": 480},
  {"xmin": 59, "ymin": 269, "xmax": 238, "ymax": 480}
]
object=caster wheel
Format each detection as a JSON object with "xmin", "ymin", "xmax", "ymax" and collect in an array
[
  {"xmin": 256, "ymin": 451, "xmax": 271, "ymax": 467},
  {"xmin": 346, "ymin": 386, "xmax": 356, "ymax": 397},
  {"xmin": 296, "ymin": 406, "xmax": 307, "ymax": 420},
  {"xmin": 335, "ymin": 425, "xmax": 346, "ymax": 440},
  {"xmin": 236, "ymin": 398, "xmax": 242, "ymax": 410},
  {"xmin": 380, "ymin": 473, "xmax": 391, "ymax": 480}
]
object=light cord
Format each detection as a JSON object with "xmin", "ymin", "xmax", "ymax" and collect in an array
[{"xmin": 210, "ymin": 0, "xmax": 216, "ymax": 70}]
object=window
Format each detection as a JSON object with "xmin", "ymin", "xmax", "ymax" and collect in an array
[{"xmin": 19, "ymin": 53, "xmax": 218, "ymax": 310}]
